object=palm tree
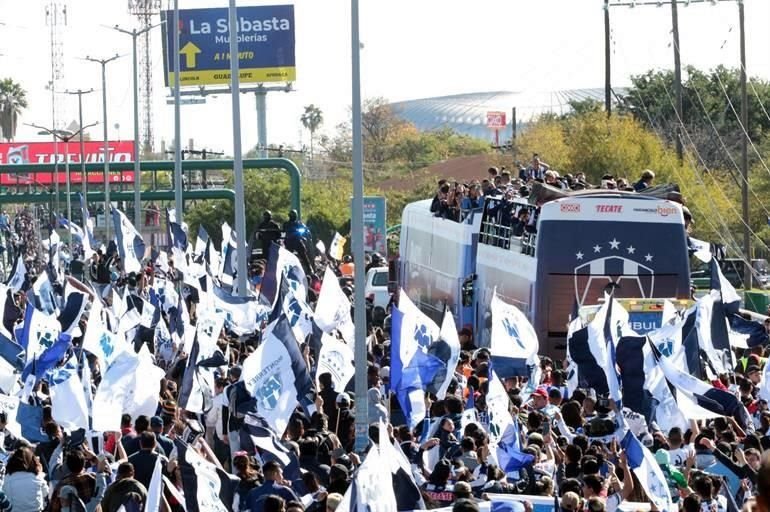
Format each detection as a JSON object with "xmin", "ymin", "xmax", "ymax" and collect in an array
[
  {"xmin": 300, "ymin": 104, "xmax": 323, "ymax": 161},
  {"xmin": 0, "ymin": 78, "xmax": 28, "ymax": 142}
]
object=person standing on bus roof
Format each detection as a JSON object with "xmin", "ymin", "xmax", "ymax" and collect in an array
[
  {"xmin": 633, "ymin": 169, "xmax": 655, "ymax": 192},
  {"xmin": 526, "ymin": 154, "xmax": 550, "ymax": 181}
]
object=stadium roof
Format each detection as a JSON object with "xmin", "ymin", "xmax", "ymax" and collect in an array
[{"xmin": 390, "ymin": 88, "xmax": 626, "ymax": 143}]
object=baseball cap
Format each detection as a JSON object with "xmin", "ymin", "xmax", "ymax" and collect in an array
[
  {"xmin": 379, "ymin": 366, "xmax": 390, "ymax": 380},
  {"xmin": 655, "ymin": 448, "xmax": 671, "ymax": 466},
  {"xmin": 150, "ymin": 416, "xmax": 164, "ymax": 429},
  {"xmin": 336, "ymin": 392, "xmax": 351, "ymax": 405},
  {"xmin": 532, "ymin": 387, "xmax": 548, "ymax": 399}
]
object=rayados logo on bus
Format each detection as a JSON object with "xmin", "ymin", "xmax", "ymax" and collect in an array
[
  {"xmin": 560, "ymin": 203, "xmax": 581, "ymax": 213},
  {"xmin": 595, "ymin": 205, "xmax": 623, "ymax": 213}
]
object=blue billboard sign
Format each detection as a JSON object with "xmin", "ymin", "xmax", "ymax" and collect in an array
[
  {"xmin": 360, "ymin": 196, "xmax": 387, "ymax": 256},
  {"xmin": 161, "ymin": 5, "xmax": 296, "ymax": 87}
]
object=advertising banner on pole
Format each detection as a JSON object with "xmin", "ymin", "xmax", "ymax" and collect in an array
[
  {"xmin": 360, "ymin": 196, "xmax": 387, "ymax": 255},
  {"xmin": 161, "ymin": 5, "xmax": 296, "ymax": 87},
  {"xmin": 0, "ymin": 141, "xmax": 136, "ymax": 185}
]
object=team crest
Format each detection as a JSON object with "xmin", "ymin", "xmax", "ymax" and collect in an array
[{"xmin": 256, "ymin": 372, "xmax": 283, "ymax": 411}]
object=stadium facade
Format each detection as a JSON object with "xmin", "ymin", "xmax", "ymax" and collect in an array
[{"xmin": 390, "ymin": 88, "xmax": 624, "ymax": 143}]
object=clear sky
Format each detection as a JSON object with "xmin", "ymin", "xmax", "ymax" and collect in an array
[{"xmin": 1, "ymin": 0, "xmax": 769, "ymax": 156}]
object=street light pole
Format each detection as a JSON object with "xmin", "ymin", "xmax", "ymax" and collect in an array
[
  {"xmin": 85, "ymin": 54, "xmax": 122, "ymax": 242},
  {"xmin": 26, "ymin": 122, "xmax": 98, "ymax": 250},
  {"xmin": 228, "ymin": 0, "xmax": 248, "ymax": 297},
  {"xmin": 350, "ymin": 0, "xmax": 369, "ymax": 454},
  {"xmin": 111, "ymin": 23, "xmax": 162, "ymax": 230},
  {"xmin": 173, "ymin": 0, "xmax": 183, "ymax": 222},
  {"xmin": 64, "ymin": 89, "xmax": 95, "ymax": 199}
]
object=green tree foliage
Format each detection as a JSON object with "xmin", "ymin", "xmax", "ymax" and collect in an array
[
  {"xmin": 619, "ymin": 66, "xmax": 770, "ymax": 171},
  {"xmin": 0, "ymin": 78, "xmax": 28, "ymax": 142},
  {"xmin": 515, "ymin": 110, "xmax": 735, "ymax": 243},
  {"xmin": 300, "ymin": 104, "xmax": 323, "ymax": 160}
]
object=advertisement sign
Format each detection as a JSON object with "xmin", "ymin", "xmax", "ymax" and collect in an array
[
  {"xmin": 486, "ymin": 111, "xmax": 507, "ymax": 129},
  {"xmin": 0, "ymin": 141, "xmax": 135, "ymax": 185},
  {"xmin": 161, "ymin": 5, "xmax": 296, "ymax": 87},
  {"xmin": 359, "ymin": 196, "xmax": 387, "ymax": 255}
]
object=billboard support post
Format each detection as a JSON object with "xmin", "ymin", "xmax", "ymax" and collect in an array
[
  {"xmin": 256, "ymin": 89, "xmax": 267, "ymax": 158},
  {"xmin": 173, "ymin": 0, "xmax": 183, "ymax": 223},
  {"xmin": 228, "ymin": 0, "xmax": 248, "ymax": 297}
]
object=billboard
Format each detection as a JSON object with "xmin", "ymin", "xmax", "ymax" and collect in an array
[
  {"xmin": 361, "ymin": 196, "xmax": 387, "ymax": 255},
  {"xmin": 0, "ymin": 141, "xmax": 136, "ymax": 185},
  {"xmin": 486, "ymin": 111, "xmax": 506, "ymax": 129},
  {"xmin": 161, "ymin": 5, "xmax": 296, "ymax": 87}
]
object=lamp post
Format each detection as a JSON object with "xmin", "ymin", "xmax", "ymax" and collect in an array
[
  {"xmin": 84, "ymin": 54, "xmax": 122, "ymax": 242},
  {"xmin": 111, "ymin": 22, "xmax": 162, "ymax": 229},
  {"xmin": 350, "ymin": 0, "xmax": 369, "ymax": 454},
  {"xmin": 64, "ymin": 89, "xmax": 95, "ymax": 204},
  {"xmin": 27, "ymin": 122, "xmax": 99, "ymax": 249}
]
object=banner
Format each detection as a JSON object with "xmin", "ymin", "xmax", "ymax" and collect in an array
[
  {"xmin": 0, "ymin": 141, "xmax": 135, "ymax": 185},
  {"xmin": 361, "ymin": 197, "xmax": 387, "ymax": 255}
]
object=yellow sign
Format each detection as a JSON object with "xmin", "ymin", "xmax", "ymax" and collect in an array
[
  {"xmin": 180, "ymin": 42, "xmax": 202, "ymax": 69},
  {"xmin": 167, "ymin": 67, "xmax": 296, "ymax": 87}
]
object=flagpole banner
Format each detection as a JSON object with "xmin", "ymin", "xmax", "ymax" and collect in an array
[
  {"xmin": 490, "ymin": 290, "xmax": 538, "ymax": 378},
  {"xmin": 242, "ymin": 319, "xmax": 301, "ymax": 435}
]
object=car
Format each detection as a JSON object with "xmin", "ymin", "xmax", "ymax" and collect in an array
[{"xmin": 364, "ymin": 266, "xmax": 390, "ymax": 309}]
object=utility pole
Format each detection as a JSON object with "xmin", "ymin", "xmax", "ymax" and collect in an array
[
  {"xmin": 85, "ymin": 54, "xmax": 122, "ymax": 242},
  {"xmin": 112, "ymin": 22, "xmax": 162, "ymax": 231},
  {"xmin": 739, "ymin": 0, "xmax": 750, "ymax": 289},
  {"xmin": 64, "ymin": 89, "xmax": 95, "ymax": 199},
  {"xmin": 350, "ymin": 0, "xmax": 369, "ymax": 454},
  {"xmin": 671, "ymin": 0, "xmax": 684, "ymax": 163},
  {"xmin": 604, "ymin": 0, "xmax": 612, "ymax": 117},
  {"xmin": 228, "ymin": 0, "xmax": 248, "ymax": 297},
  {"xmin": 173, "ymin": 0, "xmax": 183, "ymax": 223}
]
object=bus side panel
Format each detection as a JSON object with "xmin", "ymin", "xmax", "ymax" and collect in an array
[{"xmin": 475, "ymin": 244, "xmax": 537, "ymax": 347}]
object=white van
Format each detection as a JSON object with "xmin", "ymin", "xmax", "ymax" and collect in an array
[{"xmin": 364, "ymin": 266, "xmax": 390, "ymax": 308}]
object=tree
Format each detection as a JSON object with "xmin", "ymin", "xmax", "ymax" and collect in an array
[
  {"xmin": 619, "ymin": 66, "xmax": 770, "ymax": 171},
  {"xmin": 0, "ymin": 78, "xmax": 28, "ymax": 142},
  {"xmin": 300, "ymin": 104, "xmax": 323, "ymax": 161},
  {"xmin": 361, "ymin": 97, "xmax": 409, "ymax": 163}
]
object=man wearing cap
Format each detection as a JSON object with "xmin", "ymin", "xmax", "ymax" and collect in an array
[
  {"xmin": 530, "ymin": 387, "xmax": 558, "ymax": 418},
  {"xmin": 332, "ymin": 393, "xmax": 355, "ymax": 451},
  {"xmin": 655, "ymin": 449, "xmax": 688, "ymax": 504},
  {"xmin": 150, "ymin": 417, "xmax": 173, "ymax": 457}
]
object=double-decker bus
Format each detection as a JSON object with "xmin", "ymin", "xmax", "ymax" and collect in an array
[{"xmin": 399, "ymin": 187, "xmax": 692, "ymax": 357}]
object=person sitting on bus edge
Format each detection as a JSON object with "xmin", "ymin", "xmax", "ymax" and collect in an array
[
  {"xmin": 430, "ymin": 180, "xmax": 450, "ymax": 214},
  {"xmin": 544, "ymin": 170, "xmax": 567, "ymax": 190},
  {"xmin": 633, "ymin": 169, "xmax": 655, "ymax": 192},
  {"xmin": 600, "ymin": 175, "xmax": 617, "ymax": 189},
  {"xmin": 512, "ymin": 208, "xmax": 530, "ymax": 238},
  {"xmin": 526, "ymin": 153, "xmax": 550, "ymax": 181},
  {"xmin": 460, "ymin": 184, "xmax": 483, "ymax": 214}
]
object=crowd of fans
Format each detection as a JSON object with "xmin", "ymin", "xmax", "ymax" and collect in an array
[
  {"xmin": 429, "ymin": 154, "xmax": 657, "ymax": 223},
  {"xmin": 0, "ymin": 166, "xmax": 765, "ymax": 512}
]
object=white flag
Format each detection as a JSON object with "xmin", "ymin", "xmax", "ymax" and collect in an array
[
  {"xmin": 145, "ymin": 455, "xmax": 163, "ymax": 512},
  {"xmin": 314, "ymin": 266, "xmax": 354, "ymax": 344},
  {"xmin": 316, "ymin": 334, "xmax": 355, "ymax": 392},
  {"xmin": 490, "ymin": 290, "xmax": 539, "ymax": 378},
  {"xmin": 49, "ymin": 366, "xmax": 89, "ymax": 431},
  {"xmin": 241, "ymin": 326, "xmax": 300, "ymax": 435},
  {"xmin": 329, "ymin": 232, "xmax": 345, "ymax": 261}
]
